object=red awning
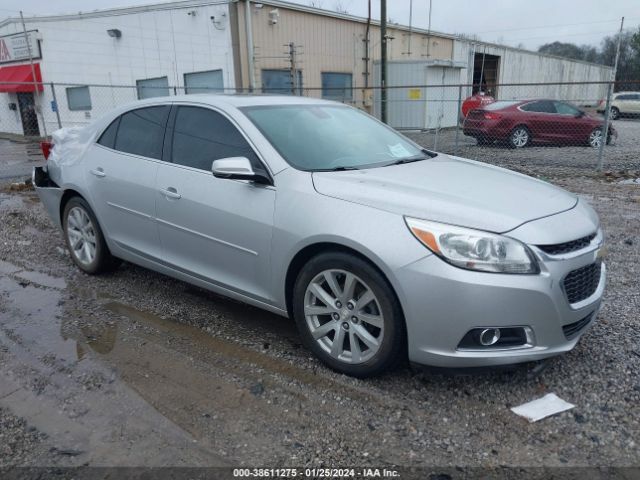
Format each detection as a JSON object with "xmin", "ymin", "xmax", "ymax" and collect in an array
[{"xmin": 0, "ymin": 63, "xmax": 43, "ymax": 93}]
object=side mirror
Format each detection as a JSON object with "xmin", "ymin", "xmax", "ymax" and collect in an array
[
  {"xmin": 212, "ymin": 157, "xmax": 271, "ymax": 184},
  {"xmin": 575, "ymin": 111, "xmax": 585, "ymax": 118}
]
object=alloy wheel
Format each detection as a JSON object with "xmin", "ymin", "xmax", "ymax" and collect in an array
[
  {"xmin": 66, "ymin": 206, "xmax": 97, "ymax": 266},
  {"xmin": 610, "ymin": 107, "xmax": 619, "ymax": 120},
  {"xmin": 511, "ymin": 128, "xmax": 529, "ymax": 148},
  {"xmin": 304, "ymin": 269, "xmax": 384, "ymax": 364},
  {"xmin": 589, "ymin": 128, "xmax": 603, "ymax": 148}
]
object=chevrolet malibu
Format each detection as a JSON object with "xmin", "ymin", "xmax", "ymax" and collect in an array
[{"xmin": 33, "ymin": 95, "xmax": 606, "ymax": 377}]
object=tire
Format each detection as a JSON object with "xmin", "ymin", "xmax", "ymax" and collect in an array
[
  {"xmin": 476, "ymin": 135, "xmax": 490, "ymax": 146},
  {"xmin": 292, "ymin": 252, "xmax": 406, "ymax": 378},
  {"xmin": 62, "ymin": 196, "xmax": 120, "ymax": 274},
  {"xmin": 610, "ymin": 107, "xmax": 619, "ymax": 120},
  {"xmin": 588, "ymin": 127, "xmax": 604, "ymax": 148},
  {"xmin": 509, "ymin": 126, "xmax": 530, "ymax": 148}
]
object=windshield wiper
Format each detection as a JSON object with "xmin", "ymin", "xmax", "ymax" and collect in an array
[
  {"xmin": 316, "ymin": 166, "xmax": 360, "ymax": 172},
  {"xmin": 383, "ymin": 155, "xmax": 429, "ymax": 166}
]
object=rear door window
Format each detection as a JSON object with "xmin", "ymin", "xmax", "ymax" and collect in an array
[
  {"xmin": 521, "ymin": 101, "xmax": 556, "ymax": 113},
  {"xmin": 97, "ymin": 117, "xmax": 120, "ymax": 149},
  {"xmin": 170, "ymin": 106, "xmax": 266, "ymax": 175},
  {"xmin": 554, "ymin": 102, "xmax": 581, "ymax": 116},
  {"xmin": 114, "ymin": 106, "xmax": 170, "ymax": 160}
]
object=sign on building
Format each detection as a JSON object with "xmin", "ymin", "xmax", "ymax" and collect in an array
[{"xmin": 0, "ymin": 31, "xmax": 41, "ymax": 64}]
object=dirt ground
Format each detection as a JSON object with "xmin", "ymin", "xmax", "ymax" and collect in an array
[{"xmin": 0, "ymin": 127, "xmax": 639, "ymax": 476}]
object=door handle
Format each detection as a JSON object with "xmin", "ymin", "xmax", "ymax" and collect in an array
[
  {"xmin": 90, "ymin": 168, "xmax": 106, "ymax": 177},
  {"xmin": 160, "ymin": 187, "xmax": 181, "ymax": 199}
]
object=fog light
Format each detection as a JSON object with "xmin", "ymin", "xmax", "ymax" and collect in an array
[
  {"xmin": 456, "ymin": 326, "xmax": 531, "ymax": 350},
  {"xmin": 479, "ymin": 328, "xmax": 501, "ymax": 346}
]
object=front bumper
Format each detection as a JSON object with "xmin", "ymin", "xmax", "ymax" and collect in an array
[{"xmin": 396, "ymin": 233, "xmax": 605, "ymax": 368}]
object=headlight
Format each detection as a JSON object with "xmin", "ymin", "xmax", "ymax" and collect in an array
[{"xmin": 405, "ymin": 217, "xmax": 539, "ymax": 274}]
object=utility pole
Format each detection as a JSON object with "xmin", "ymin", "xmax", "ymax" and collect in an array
[
  {"xmin": 287, "ymin": 42, "xmax": 298, "ymax": 95},
  {"xmin": 245, "ymin": 0, "xmax": 256, "ymax": 92},
  {"xmin": 380, "ymin": 0, "xmax": 388, "ymax": 123},
  {"xmin": 597, "ymin": 16, "xmax": 624, "ymax": 171},
  {"xmin": 426, "ymin": 0, "xmax": 432, "ymax": 58},
  {"xmin": 20, "ymin": 11, "xmax": 47, "ymax": 136},
  {"xmin": 407, "ymin": 0, "xmax": 413, "ymax": 56}
]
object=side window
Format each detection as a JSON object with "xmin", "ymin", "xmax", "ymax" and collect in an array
[
  {"xmin": 171, "ymin": 106, "xmax": 266, "ymax": 175},
  {"xmin": 521, "ymin": 101, "xmax": 555, "ymax": 113},
  {"xmin": 114, "ymin": 106, "xmax": 170, "ymax": 160},
  {"xmin": 554, "ymin": 102, "xmax": 580, "ymax": 115},
  {"xmin": 97, "ymin": 117, "xmax": 120, "ymax": 149}
]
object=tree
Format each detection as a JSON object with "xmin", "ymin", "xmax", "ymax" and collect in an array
[
  {"xmin": 599, "ymin": 31, "xmax": 640, "ymax": 84},
  {"xmin": 538, "ymin": 41, "xmax": 590, "ymax": 61},
  {"xmin": 632, "ymin": 26, "xmax": 640, "ymax": 54},
  {"xmin": 538, "ymin": 34, "xmax": 640, "ymax": 86}
]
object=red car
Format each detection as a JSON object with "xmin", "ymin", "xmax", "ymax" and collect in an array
[{"xmin": 463, "ymin": 99, "xmax": 617, "ymax": 148}]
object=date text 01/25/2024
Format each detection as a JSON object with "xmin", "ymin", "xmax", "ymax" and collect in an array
[{"xmin": 233, "ymin": 468, "xmax": 400, "ymax": 478}]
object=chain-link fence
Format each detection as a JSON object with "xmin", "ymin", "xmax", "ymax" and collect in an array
[{"xmin": 1, "ymin": 80, "xmax": 639, "ymax": 173}]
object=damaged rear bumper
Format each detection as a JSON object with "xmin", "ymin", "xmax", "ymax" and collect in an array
[{"xmin": 33, "ymin": 166, "xmax": 63, "ymax": 230}]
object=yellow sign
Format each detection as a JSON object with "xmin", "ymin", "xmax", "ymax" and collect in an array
[{"xmin": 408, "ymin": 88, "xmax": 422, "ymax": 100}]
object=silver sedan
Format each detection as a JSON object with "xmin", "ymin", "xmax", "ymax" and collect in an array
[{"xmin": 33, "ymin": 95, "xmax": 606, "ymax": 377}]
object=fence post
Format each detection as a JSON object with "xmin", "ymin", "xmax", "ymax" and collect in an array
[
  {"xmin": 50, "ymin": 83, "xmax": 62, "ymax": 130},
  {"xmin": 454, "ymin": 84, "xmax": 462, "ymax": 156},
  {"xmin": 597, "ymin": 81, "xmax": 613, "ymax": 171}
]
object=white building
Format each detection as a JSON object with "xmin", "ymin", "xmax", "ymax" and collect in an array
[
  {"xmin": 0, "ymin": 0, "xmax": 614, "ymax": 136},
  {"xmin": 0, "ymin": 0, "xmax": 235, "ymax": 136}
]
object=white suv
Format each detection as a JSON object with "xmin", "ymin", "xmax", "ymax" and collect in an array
[{"xmin": 598, "ymin": 92, "xmax": 640, "ymax": 119}]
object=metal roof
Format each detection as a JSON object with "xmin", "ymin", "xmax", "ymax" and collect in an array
[{"xmin": 0, "ymin": 0, "xmax": 612, "ymax": 70}]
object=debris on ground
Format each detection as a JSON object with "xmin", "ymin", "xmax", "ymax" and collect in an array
[{"xmin": 511, "ymin": 393, "xmax": 575, "ymax": 423}]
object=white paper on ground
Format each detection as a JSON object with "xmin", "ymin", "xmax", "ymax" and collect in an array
[{"xmin": 511, "ymin": 393, "xmax": 575, "ymax": 422}]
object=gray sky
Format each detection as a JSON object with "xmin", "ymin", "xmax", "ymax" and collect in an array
[{"xmin": 1, "ymin": 0, "xmax": 638, "ymax": 50}]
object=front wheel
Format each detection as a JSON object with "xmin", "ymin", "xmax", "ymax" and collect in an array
[
  {"xmin": 588, "ymin": 128, "xmax": 604, "ymax": 148},
  {"xmin": 63, "ymin": 197, "xmax": 119, "ymax": 274},
  {"xmin": 292, "ymin": 252, "xmax": 405, "ymax": 377},
  {"xmin": 509, "ymin": 126, "xmax": 530, "ymax": 148}
]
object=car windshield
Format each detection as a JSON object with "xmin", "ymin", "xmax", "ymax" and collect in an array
[{"xmin": 241, "ymin": 104, "xmax": 431, "ymax": 171}]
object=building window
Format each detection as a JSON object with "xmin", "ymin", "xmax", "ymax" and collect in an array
[
  {"xmin": 66, "ymin": 86, "xmax": 92, "ymax": 111},
  {"xmin": 261, "ymin": 69, "xmax": 303, "ymax": 95},
  {"xmin": 184, "ymin": 70, "xmax": 224, "ymax": 94},
  {"xmin": 321, "ymin": 72, "xmax": 353, "ymax": 102},
  {"xmin": 136, "ymin": 76, "xmax": 170, "ymax": 99}
]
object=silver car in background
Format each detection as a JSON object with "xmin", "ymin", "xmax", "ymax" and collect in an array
[{"xmin": 33, "ymin": 95, "xmax": 606, "ymax": 377}]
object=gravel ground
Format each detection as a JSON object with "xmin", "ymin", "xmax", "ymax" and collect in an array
[
  {"xmin": 0, "ymin": 122, "xmax": 639, "ymax": 474},
  {"xmin": 0, "ymin": 407, "xmax": 50, "ymax": 466}
]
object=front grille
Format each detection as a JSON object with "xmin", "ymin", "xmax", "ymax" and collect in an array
[
  {"xmin": 562, "ymin": 313, "xmax": 594, "ymax": 340},
  {"xmin": 538, "ymin": 233, "xmax": 596, "ymax": 255},
  {"xmin": 563, "ymin": 262, "xmax": 602, "ymax": 304}
]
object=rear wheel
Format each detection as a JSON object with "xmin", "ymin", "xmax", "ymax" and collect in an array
[
  {"xmin": 509, "ymin": 126, "xmax": 530, "ymax": 148},
  {"xmin": 610, "ymin": 106, "xmax": 619, "ymax": 120},
  {"xmin": 63, "ymin": 197, "xmax": 119, "ymax": 274},
  {"xmin": 476, "ymin": 135, "xmax": 490, "ymax": 146},
  {"xmin": 292, "ymin": 252, "xmax": 405, "ymax": 377}
]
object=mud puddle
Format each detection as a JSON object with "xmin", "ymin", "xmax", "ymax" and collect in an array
[{"xmin": 0, "ymin": 260, "xmax": 404, "ymax": 466}]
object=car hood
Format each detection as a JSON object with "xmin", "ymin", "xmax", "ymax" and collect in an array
[{"xmin": 312, "ymin": 154, "xmax": 578, "ymax": 233}]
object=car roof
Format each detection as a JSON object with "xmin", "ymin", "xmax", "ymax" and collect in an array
[{"xmin": 131, "ymin": 93, "xmax": 338, "ymax": 109}]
